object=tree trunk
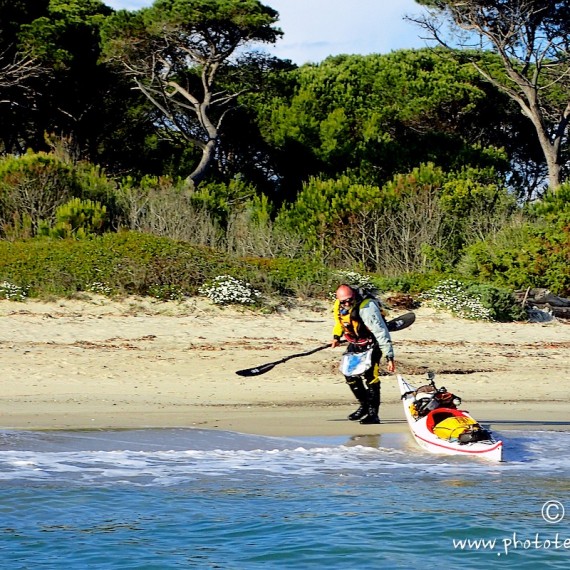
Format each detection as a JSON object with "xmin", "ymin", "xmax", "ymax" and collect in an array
[
  {"xmin": 523, "ymin": 99, "xmax": 564, "ymax": 191},
  {"xmin": 185, "ymin": 138, "xmax": 217, "ymax": 187}
]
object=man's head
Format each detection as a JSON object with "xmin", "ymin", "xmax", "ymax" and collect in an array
[{"xmin": 336, "ymin": 284, "xmax": 356, "ymax": 310}]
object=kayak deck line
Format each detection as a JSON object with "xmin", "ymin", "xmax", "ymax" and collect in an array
[{"xmin": 413, "ymin": 432, "xmax": 503, "ymax": 455}]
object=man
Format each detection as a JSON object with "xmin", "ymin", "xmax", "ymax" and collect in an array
[{"xmin": 331, "ymin": 284, "xmax": 396, "ymax": 424}]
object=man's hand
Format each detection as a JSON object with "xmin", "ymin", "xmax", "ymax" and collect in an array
[
  {"xmin": 386, "ymin": 359, "xmax": 396, "ymax": 373},
  {"xmin": 331, "ymin": 338, "xmax": 341, "ymax": 348}
]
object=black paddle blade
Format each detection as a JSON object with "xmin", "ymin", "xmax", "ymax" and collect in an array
[
  {"xmin": 386, "ymin": 312, "xmax": 415, "ymax": 332},
  {"xmin": 235, "ymin": 362, "xmax": 277, "ymax": 377}
]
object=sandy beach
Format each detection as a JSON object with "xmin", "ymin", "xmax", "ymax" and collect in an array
[{"xmin": 1, "ymin": 295, "xmax": 569, "ymax": 437}]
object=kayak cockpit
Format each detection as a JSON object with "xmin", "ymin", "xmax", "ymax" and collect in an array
[{"xmin": 425, "ymin": 408, "xmax": 494, "ymax": 444}]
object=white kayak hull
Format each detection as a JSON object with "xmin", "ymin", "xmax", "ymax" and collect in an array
[{"xmin": 397, "ymin": 375, "xmax": 503, "ymax": 462}]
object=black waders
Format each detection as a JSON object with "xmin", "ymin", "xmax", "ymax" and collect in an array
[
  {"xmin": 359, "ymin": 382, "xmax": 380, "ymax": 424},
  {"xmin": 346, "ymin": 377, "xmax": 369, "ymax": 421}
]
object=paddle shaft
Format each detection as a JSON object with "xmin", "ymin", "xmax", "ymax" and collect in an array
[
  {"xmin": 235, "ymin": 312, "xmax": 415, "ymax": 377},
  {"xmin": 235, "ymin": 342, "xmax": 341, "ymax": 377},
  {"xmin": 267, "ymin": 342, "xmax": 333, "ymax": 366}
]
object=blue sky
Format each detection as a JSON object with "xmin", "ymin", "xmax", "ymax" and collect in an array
[{"xmin": 103, "ymin": 0, "xmax": 430, "ymax": 65}]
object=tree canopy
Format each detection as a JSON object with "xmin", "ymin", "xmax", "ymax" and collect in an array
[
  {"xmin": 254, "ymin": 49, "xmax": 534, "ymax": 200},
  {"xmin": 413, "ymin": 0, "xmax": 570, "ymax": 193},
  {"xmin": 102, "ymin": 0, "xmax": 283, "ymax": 186},
  {"xmin": 0, "ymin": 0, "xmax": 568, "ymax": 200}
]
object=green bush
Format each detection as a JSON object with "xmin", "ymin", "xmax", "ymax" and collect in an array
[
  {"xmin": 458, "ymin": 220, "xmax": 570, "ymax": 296},
  {"xmin": 371, "ymin": 272, "xmax": 443, "ymax": 294},
  {"xmin": 457, "ymin": 186, "xmax": 570, "ymax": 297},
  {"xmin": 1, "ymin": 226, "xmax": 560, "ymax": 310},
  {"xmin": 147, "ymin": 284, "xmax": 186, "ymax": 301},
  {"xmin": 0, "ymin": 151, "xmax": 78, "ymax": 236},
  {"xmin": 0, "ymin": 151, "xmax": 117, "ymax": 238},
  {"xmin": 0, "ymin": 232, "xmax": 335, "ymax": 300},
  {"xmin": 191, "ymin": 178, "xmax": 257, "ymax": 226},
  {"xmin": 38, "ymin": 198, "xmax": 109, "ymax": 238},
  {"xmin": 527, "ymin": 183, "xmax": 570, "ymax": 224},
  {"xmin": 238, "ymin": 256, "xmax": 335, "ymax": 298},
  {"xmin": 0, "ymin": 232, "xmax": 236, "ymax": 298},
  {"xmin": 466, "ymin": 283, "xmax": 526, "ymax": 322}
]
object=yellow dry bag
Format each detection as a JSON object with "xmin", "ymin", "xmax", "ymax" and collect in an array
[{"xmin": 433, "ymin": 415, "xmax": 478, "ymax": 441}]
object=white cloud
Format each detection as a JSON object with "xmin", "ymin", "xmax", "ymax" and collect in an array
[
  {"xmin": 263, "ymin": 0, "xmax": 428, "ymax": 64},
  {"xmin": 105, "ymin": 0, "xmax": 150, "ymax": 10}
]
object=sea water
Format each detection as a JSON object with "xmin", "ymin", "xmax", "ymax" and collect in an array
[{"xmin": 1, "ymin": 428, "xmax": 569, "ymax": 569}]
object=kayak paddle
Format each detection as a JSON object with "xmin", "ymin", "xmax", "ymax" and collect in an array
[{"xmin": 235, "ymin": 311, "xmax": 415, "ymax": 377}]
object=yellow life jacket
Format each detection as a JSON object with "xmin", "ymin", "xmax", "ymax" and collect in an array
[{"xmin": 333, "ymin": 297, "xmax": 376, "ymax": 344}]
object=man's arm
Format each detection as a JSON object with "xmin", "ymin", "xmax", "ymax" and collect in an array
[
  {"xmin": 359, "ymin": 300, "xmax": 395, "ymax": 364},
  {"xmin": 331, "ymin": 299, "xmax": 343, "ymax": 347}
]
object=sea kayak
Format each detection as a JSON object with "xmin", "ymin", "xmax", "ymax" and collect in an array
[{"xmin": 397, "ymin": 374, "xmax": 503, "ymax": 462}]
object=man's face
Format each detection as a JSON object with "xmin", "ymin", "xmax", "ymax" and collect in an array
[{"xmin": 337, "ymin": 289, "xmax": 356, "ymax": 314}]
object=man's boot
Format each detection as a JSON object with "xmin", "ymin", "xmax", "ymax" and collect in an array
[
  {"xmin": 360, "ymin": 383, "xmax": 381, "ymax": 424},
  {"xmin": 346, "ymin": 377, "xmax": 368, "ymax": 421}
]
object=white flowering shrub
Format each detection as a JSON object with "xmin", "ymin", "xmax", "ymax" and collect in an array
[
  {"xmin": 421, "ymin": 279, "xmax": 492, "ymax": 320},
  {"xmin": 0, "ymin": 281, "xmax": 28, "ymax": 301},
  {"xmin": 332, "ymin": 270, "xmax": 377, "ymax": 293},
  {"xmin": 199, "ymin": 275, "xmax": 261, "ymax": 306},
  {"xmin": 86, "ymin": 282, "xmax": 113, "ymax": 296}
]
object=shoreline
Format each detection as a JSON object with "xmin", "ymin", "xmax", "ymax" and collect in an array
[
  {"xmin": 2, "ymin": 402, "xmax": 570, "ymax": 437},
  {"xmin": 1, "ymin": 296, "xmax": 569, "ymax": 437}
]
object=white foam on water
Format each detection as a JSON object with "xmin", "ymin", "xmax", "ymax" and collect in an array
[{"xmin": 0, "ymin": 429, "xmax": 567, "ymax": 486}]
